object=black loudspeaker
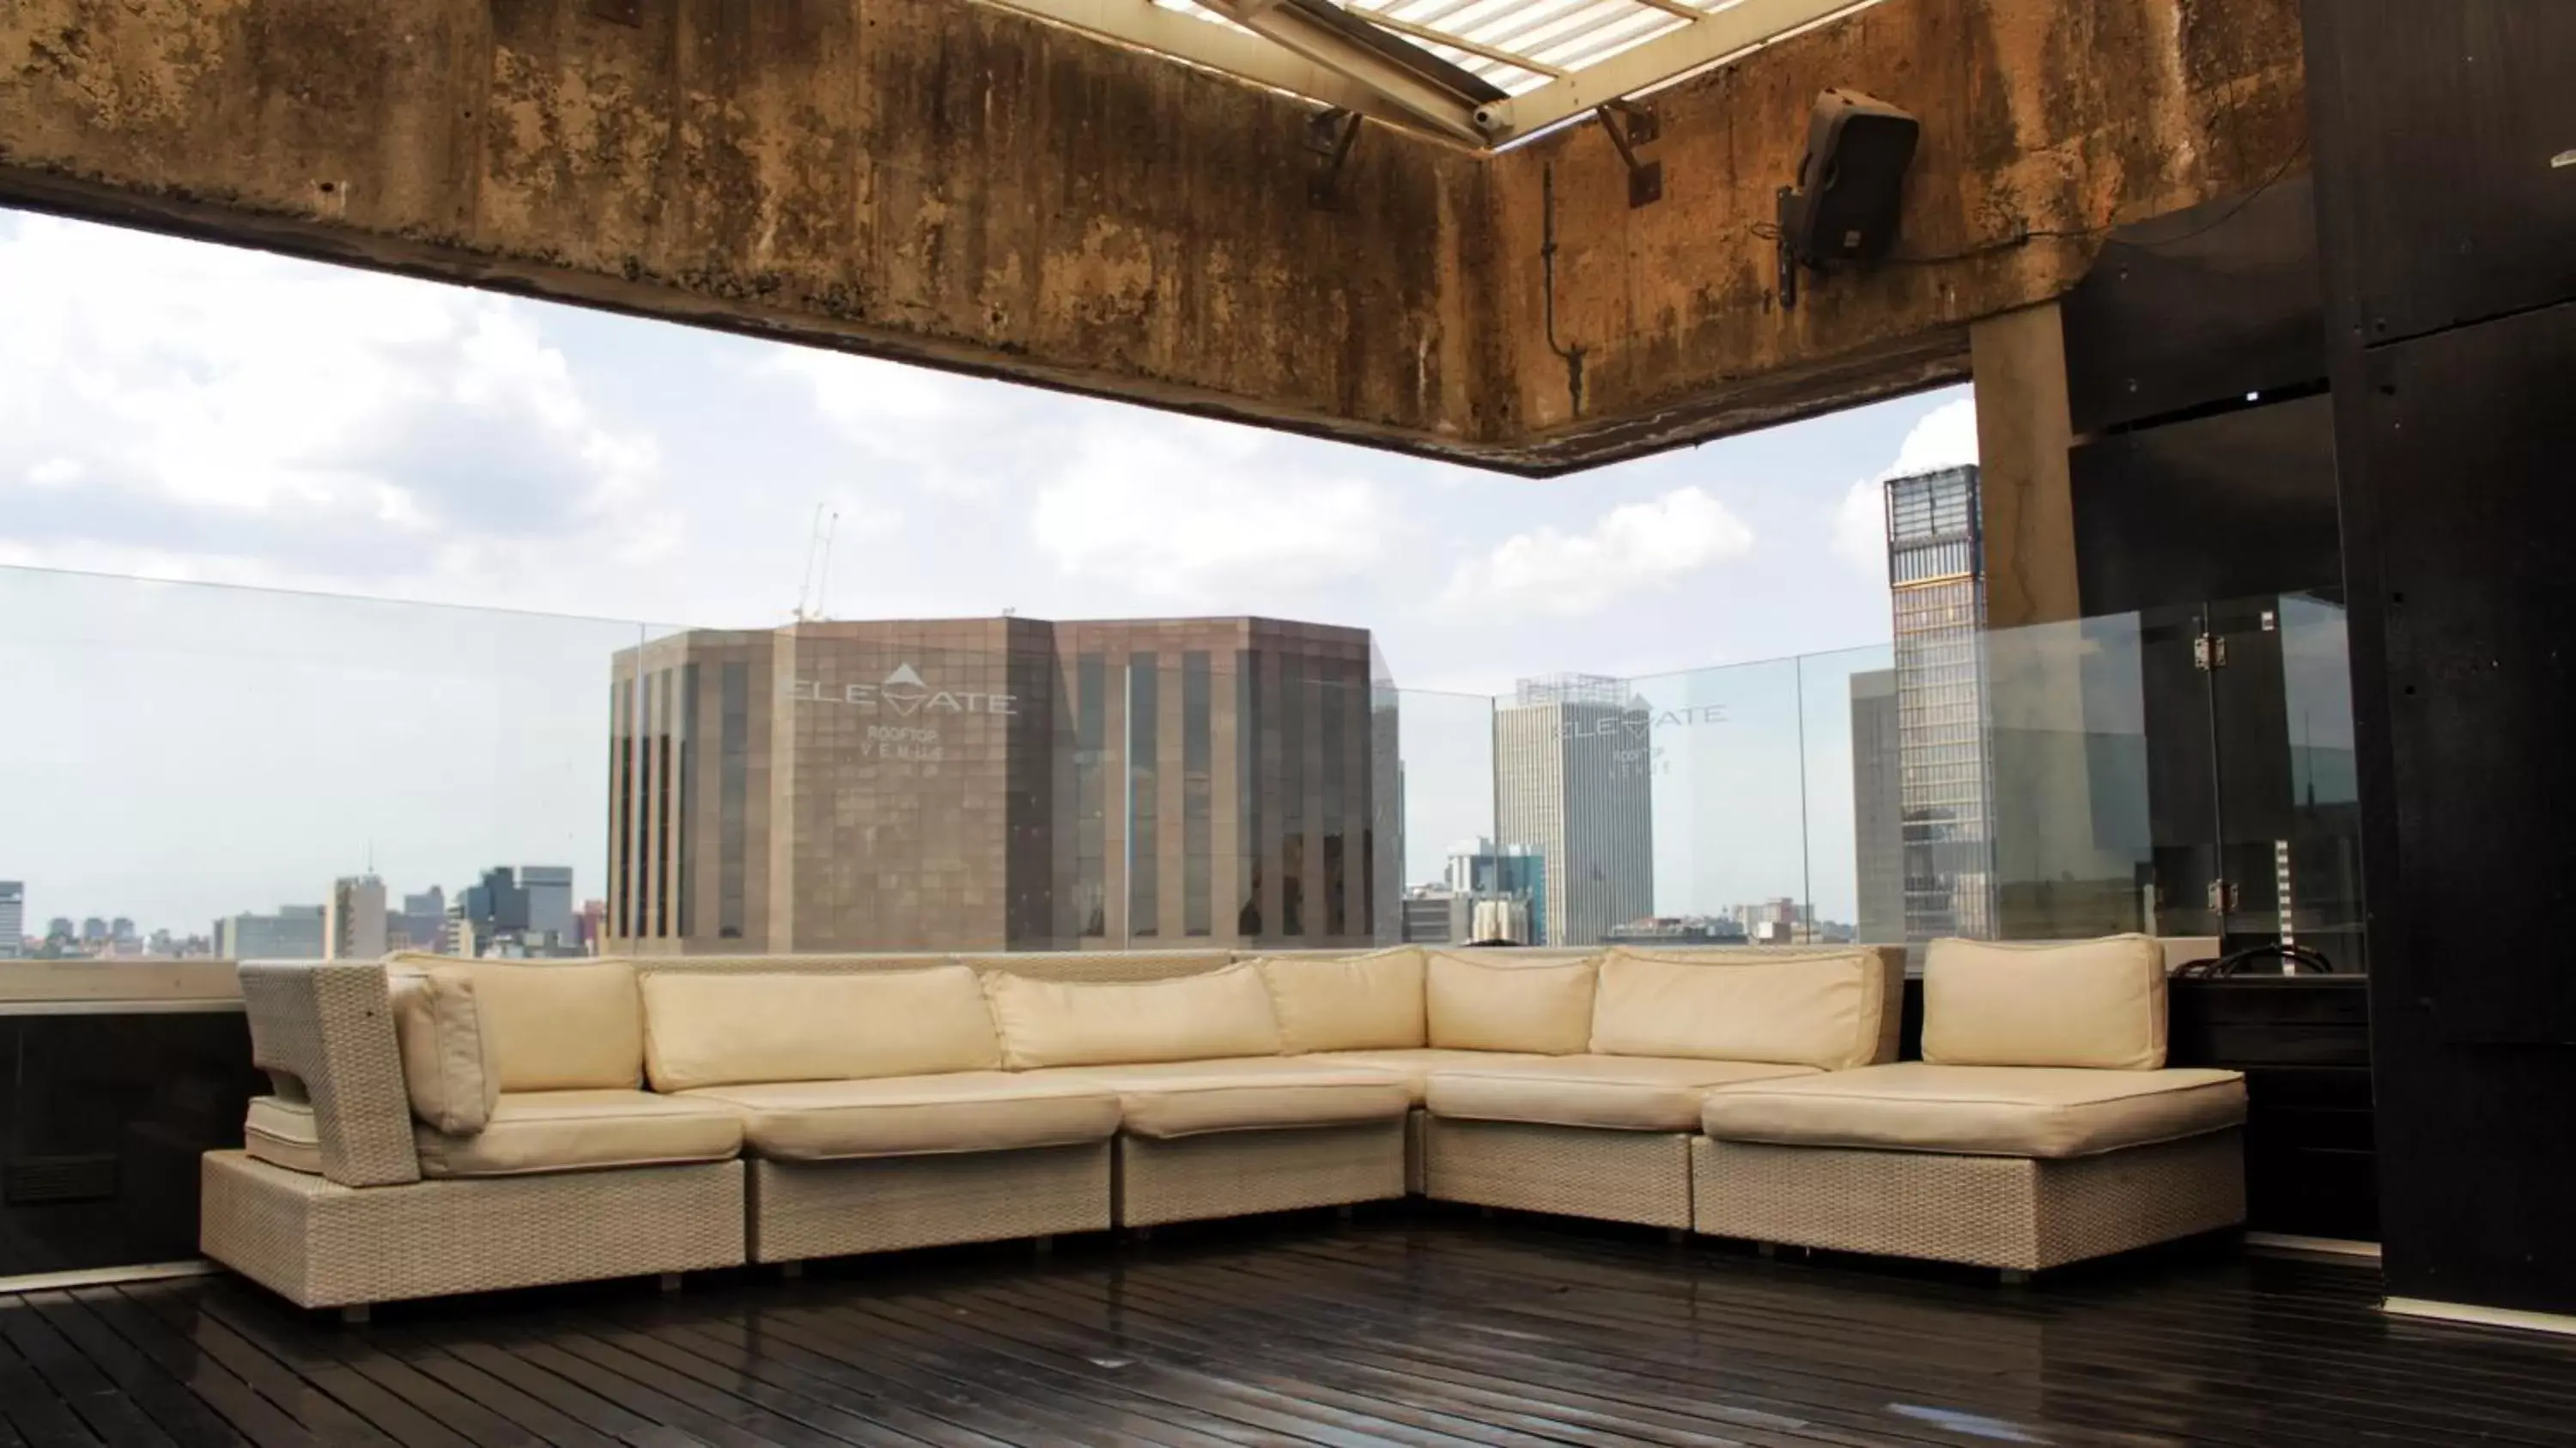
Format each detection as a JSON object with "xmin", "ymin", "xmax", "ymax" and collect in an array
[{"xmin": 1777, "ymin": 89, "xmax": 1920, "ymax": 289}]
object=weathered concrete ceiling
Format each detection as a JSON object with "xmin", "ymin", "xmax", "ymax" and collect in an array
[{"xmin": 0, "ymin": 0, "xmax": 2304, "ymax": 476}]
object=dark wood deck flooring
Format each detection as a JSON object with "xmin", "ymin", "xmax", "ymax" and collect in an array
[{"xmin": 4, "ymin": 1212, "xmax": 2573, "ymax": 1448}]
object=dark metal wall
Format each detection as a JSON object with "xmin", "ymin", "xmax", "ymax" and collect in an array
[{"xmin": 2306, "ymin": 0, "xmax": 2576, "ymax": 1315}]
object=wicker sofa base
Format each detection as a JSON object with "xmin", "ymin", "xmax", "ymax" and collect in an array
[
  {"xmin": 748, "ymin": 1143, "xmax": 1113, "ymax": 1262},
  {"xmin": 201, "ymin": 1150, "xmax": 746, "ymax": 1309},
  {"xmin": 1422, "ymin": 1118, "xmax": 1694, "ymax": 1228},
  {"xmin": 1118, "ymin": 1121, "xmax": 1406, "ymax": 1227},
  {"xmin": 1691, "ymin": 1129, "xmax": 2248, "ymax": 1271}
]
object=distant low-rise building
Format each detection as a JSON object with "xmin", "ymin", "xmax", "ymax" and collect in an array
[
  {"xmin": 216, "ymin": 905, "xmax": 326, "ymax": 960},
  {"xmin": 0, "ymin": 881, "xmax": 21, "ymax": 960}
]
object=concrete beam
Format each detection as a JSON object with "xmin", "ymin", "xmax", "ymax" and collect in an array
[
  {"xmin": 1481, "ymin": 0, "xmax": 2310, "ymax": 471},
  {"xmin": 0, "ymin": 0, "xmax": 2307, "ymax": 475},
  {"xmin": 0, "ymin": 0, "xmax": 1498, "ymax": 459}
]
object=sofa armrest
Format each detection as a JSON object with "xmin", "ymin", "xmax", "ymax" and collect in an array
[{"xmin": 237, "ymin": 963, "xmax": 422, "ymax": 1187}]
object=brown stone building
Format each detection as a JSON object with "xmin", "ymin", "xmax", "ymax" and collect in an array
[{"xmin": 607, "ymin": 617, "xmax": 1394, "ymax": 955}]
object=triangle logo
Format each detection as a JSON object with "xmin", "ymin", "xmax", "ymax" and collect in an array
[{"xmin": 884, "ymin": 663, "xmax": 927, "ymax": 688}]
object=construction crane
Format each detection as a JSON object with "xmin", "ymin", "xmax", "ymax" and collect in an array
[{"xmin": 792, "ymin": 504, "xmax": 840, "ymax": 623}]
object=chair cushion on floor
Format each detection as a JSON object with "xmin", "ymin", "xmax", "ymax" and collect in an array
[
  {"xmin": 1031, "ymin": 1058, "xmax": 1413, "ymax": 1138},
  {"xmin": 1425, "ymin": 1056, "xmax": 1822, "ymax": 1132},
  {"xmin": 413, "ymin": 1090, "xmax": 742, "ymax": 1178},
  {"xmin": 1699, "ymin": 1062, "xmax": 2247, "ymax": 1159},
  {"xmin": 1312, "ymin": 1049, "xmax": 1556, "ymax": 1104},
  {"xmin": 243, "ymin": 1096, "xmax": 323, "ymax": 1175},
  {"xmin": 683, "ymin": 1074, "xmax": 1122, "ymax": 1160}
]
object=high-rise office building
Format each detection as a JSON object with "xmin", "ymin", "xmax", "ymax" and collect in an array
[
  {"xmin": 1885, "ymin": 464, "xmax": 1996, "ymax": 941},
  {"xmin": 459, "ymin": 867, "xmax": 582, "ymax": 958},
  {"xmin": 1370, "ymin": 684, "xmax": 1404, "ymax": 946},
  {"xmin": 325, "ymin": 874, "xmax": 388, "ymax": 960},
  {"xmin": 1493, "ymin": 676, "xmax": 1654, "ymax": 946},
  {"xmin": 521, "ymin": 867, "xmax": 575, "ymax": 942},
  {"xmin": 606, "ymin": 616, "xmax": 1387, "ymax": 954},
  {"xmin": 1849, "ymin": 667, "xmax": 1905, "ymax": 946},
  {"xmin": 216, "ymin": 905, "xmax": 326, "ymax": 960},
  {"xmin": 1441, "ymin": 837, "xmax": 1546, "ymax": 945},
  {"xmin": 0, "ymin": 882, "xmax": 21, "ymax": 959}
]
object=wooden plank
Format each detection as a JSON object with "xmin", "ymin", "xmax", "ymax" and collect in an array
[
  {"xmin": 15, "ymin": 1295, "xmax": 241, "ymax": 1448},
  {"xmin": 108, "ymin": 1286, "xmax": 396, "ymax": 1448},
  {"xmin": 0, "ymin": 1299, "xmax": 178, "ymax": 1448},
  {"xmin": 53, "ymin": 1289, "xmax": 312, "ymax": 1448}
]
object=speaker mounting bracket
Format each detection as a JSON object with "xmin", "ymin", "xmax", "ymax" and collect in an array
[
  {"xmin": 1594, "ymin": 103, "xmax": 1662, "ymax": 209},
  {"xmin": 1305, "ymin": 108, "xmax": 1363, "ymax": 210},
  {"xmin": 1776, "ymin": 184, "xmax": 1801, "ymax": 308}
]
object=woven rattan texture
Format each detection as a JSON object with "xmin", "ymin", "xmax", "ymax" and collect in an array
[
  {"xmin": 1691, "ymin": 1129, "xmax": 2246, "ymax": 1269},
  {"xmin": 201, "ymin": 1151, "xmax": 744, "ymax": 1308},
  {"xmin": 1118, "ymin": 1122, "xmax": 1406, "ymax": 1226},
  {"xmin": 237, "ymin": 964, "xmax": 420, "ymax": 1187},
  {"xmin": 1421, "ymin": 1118, "xmax": 1693, "ymax": 1227},
  {"xmin": 747, "ymin": 1144, "xmax": 1112, "ymax": 1262}
]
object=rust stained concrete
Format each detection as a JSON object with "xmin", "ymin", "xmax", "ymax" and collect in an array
[
  {"xmin": 0, "ymin": 0, "xmax": 2305, "ymax": 475},
  {"xmin": 1488, "ymin": 0, "xmax": 2310, "ymax": 470},
  {"xmin": 0, "ymin": 0, "xmax": 1492, "ymax": 455}
]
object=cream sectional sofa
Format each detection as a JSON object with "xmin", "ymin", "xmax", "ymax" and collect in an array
[{"xmin": 204, "ymin": 935, "xmax": 2247, "ymax": 1312}]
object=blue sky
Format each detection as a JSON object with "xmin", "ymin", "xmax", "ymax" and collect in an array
[{"xmin": 0, "ymin": 207, "xmax": 1976, "ymax": 929}]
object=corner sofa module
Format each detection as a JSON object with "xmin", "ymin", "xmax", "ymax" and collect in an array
[
  {"xmin": 206, "ymin": 960, "xmax": 748, "ymax": 1311},
  {"xmin": 1415, "ymin": 945, "xmax": 1906, "ymax": 1230},
  {"xmin": 989, "ymin": 964, "xmax": 1416, "ymax": 1226},
  {"xmin": 1692, "ymin": 937, "xmax": 2251, "ymax": 1273}
]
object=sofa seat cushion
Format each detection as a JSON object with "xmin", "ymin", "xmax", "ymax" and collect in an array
[
  {"xmin": 1699, "ymin": 1062, "xmax": 2248, "ymax": 1159},
  {"xmin": 1313, "ymin": 1049, "xmax": 1556, "ymax": 1105},
  {"xmin": 1425, "ymin": 1056, "xmax": 1822, "ymax": 1132},
  {"xmin": 683, "ymin": 1074, "xmax": 1122, "ymax": 1160},
  {"xmin": 1032, "ymin": 1059, "xmax": 1413, "ymax": 1138},
  {"xmin": 413, "ymin": 1090, "xmax": 744, "ymax": 1179},
  {"xmin": 244, "ymin": 1096, "xmax": 322, "ymax": 1175}
]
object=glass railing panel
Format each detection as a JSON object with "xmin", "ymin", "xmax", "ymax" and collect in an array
[
  {"xmin": 1982, "ymin": 608, "xmax": 2164, "ymax": 944},
  {"xmin": 1616, "ymin": 659, "xmax": 1806, "ymax": 947},
  {"xmin": 2211, "ymin": 592, "xmax": 2366, "ymax": 971},
  {"xmin": 1797, "ymin": 642, "xmax": 1901, "ymax": 948},
  {"xmin": 1388, "ymin": 688, "xmax": 1503, "ymax": 945}
]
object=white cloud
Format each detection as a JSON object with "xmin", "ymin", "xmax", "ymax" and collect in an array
[
  {"xmin": 762, "ymin": 348, "xmax": 969, "ymax": 430},
  {"xmin": 0, "ymin": 214, "xmax": 675, "ymax": 595},
  {"xmin": 1028, "ymin": 416, "xmax": 1388, "ymax": 603},
  {"xmin": 1833, "ymin": 395, "xmax": 1978, "ymax": 572},
  {"xmin": 1440, "ymin": 486, "xmax": 1755, "ymax": 619}
]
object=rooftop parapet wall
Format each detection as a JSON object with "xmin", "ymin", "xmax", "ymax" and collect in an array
[{"xmin": 0, "ymin": 0, "xmax": 2302, "ymax": 474}]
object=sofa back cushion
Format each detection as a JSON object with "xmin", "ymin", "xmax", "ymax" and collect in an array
[
  {"xmin": 1590, "ymin": 948, "xmax": 1893, "ymax": 1071},
  {"xmin": 387, "ymin": 966, "xmax": 501, "ymax": 1135},
  {"xmin": 1258, "ymin": 948, "xmax": 1427, "ymax": 1053},
  {"xmin": 459, "ymin": 960, "xmax": 645, "ymax": 1092},
  {"xmin": 984, "ymin": 963, "xmax": 1283, "ymax": 1068},
  {"xmin": 639, "ymin": 965, "xmax": 1001, "ymax": 1092},
  {"xmin": 1425, "ymin": 952, "xmax": 1597, "ymax": 1054},
  {"xmin": 1922, "ymin": 934, "xmax": 2168, "ymax": 1070}
]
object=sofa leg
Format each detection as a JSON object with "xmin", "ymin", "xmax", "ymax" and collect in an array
[
  {"xmin": 1755, "ymin": 1241, "xmax": 1777, "ymax": 1259},
  {"xmin": 659, "ymin": 1273, "xmax": 685, "ymax": 1294},
  {"xmin": 1665, "ymin": 1227, "xmax": 1687, "ymax": 1244},
  {"xmin": 1130, "ymin": 1226, "xmax": 1154, "ymax": 1243},
  {"xmin": 779, "ymin": 1260, "xmax": 805, "ymax": 1281},
  {"xmin": 2000, "ymin": 1268, "xmax": 2032, "ymax": 1287},
  {"xmin": 338, "ymin": 1305, "xmax": 371, "ymax": 1326},
  {"xmin": 1335, "ymin": 1204, "xmax": 1357, "ymax": 1223},
  {"xmin": 1032, "ymin": 1235, "xmax": 1055, "ymax": 1260}
]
